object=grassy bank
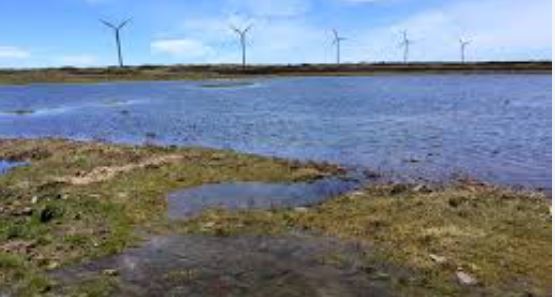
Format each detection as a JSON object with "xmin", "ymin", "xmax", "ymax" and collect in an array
[
  {"xmin": 0, "ymin": 62, "xmax": 550, "ymax": 85},
  {"xmin": 0, "ymin": 139, "xmax": 341, "ymax": 296},
  {"xmin": 181, "ymin": 183, "xmax": 552, "ymax": 296}
]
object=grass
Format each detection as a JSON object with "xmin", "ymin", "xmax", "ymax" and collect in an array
[
  {"xmin": 0, "ymin": 62, "xmax": 550, "ymax": 85},
  {"xmin": 180, "ymin": 183, "xmax": 552, "ymax": 296},
  {"xmin": 0, "ymin": 138, "xmax": 550, "ymax": 296},
  {"xmin": 0, "ymin": 138, "xmax": 341, "ymax": 296}
]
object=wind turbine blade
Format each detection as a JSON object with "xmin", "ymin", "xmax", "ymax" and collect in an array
[
  {"xmin": 244, "ymin": 24, "xmax": 253, "ymax": 33},
  {"xmin": 230, "ymin": 25, "xmax": 241, "ymax": 35},
  {"xmin": 100, "ymin": 19, "xmax": 116, "ymax": 29},
  {"xmin": 118, "ymin": 18, "xmax": 132, "ymax": 29}
]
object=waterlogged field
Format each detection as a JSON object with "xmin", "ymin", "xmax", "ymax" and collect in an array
[
  {"xmin": 0, "ymin": 74, "xmax": 551, "ymax": 296},
  {"xmin": 0, "ymin": 74, "xmax": 551, "ymax": 189}
]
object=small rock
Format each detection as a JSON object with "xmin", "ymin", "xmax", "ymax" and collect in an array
[
  {"xmin": 413, "ymin": 184, "xmax": 432, "ymax": 193},
  {"xmin": 349, "ymin": 191, "xmax": 366, "ymax": 199},
  {"xmin": 456, "ymin": 270, "xmax": 478, "ymax": 286},
  {"xmin": 429, "ymin": 254, "xmax": 447, "ymax": 264},
  {"xmin": 102, "ymin": 269, "xmax": 119, "ymax": 276},
  {"xmin": 371, "ymin": 272, "xmax": 390, "ymax": 281},
  {"xmin": 16, "ymin": 207, "xmax": 33, "ymax": 216},
  {"xmin": 294, "ymin": 207, "xmax": 309, "ymax": 213},
  {"xmin": 201, "ymin": 222, "xmax": 216, "ymax": 229},
  {"xmin": 46, "ymin": 261, "xmax": 60, "ymax": 270},
  {"xmin": 31, "ymin": 196, "xmax": 39, "ymax": 204}
]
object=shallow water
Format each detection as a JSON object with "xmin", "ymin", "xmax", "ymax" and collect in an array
[
  {"xmin": 167, "ymin": 178, "xmax": 359, "ymax": 220},
  {"xmin": 0, "ymin": 160, "xmax": 25, "ymax": 175},
  {"xmin": 51, "ymin": 234, "xmax": 398, "ymax": 297},
  {"xmin": 0, "ymin": 75, "xmax": 550, "ymax": 189}
]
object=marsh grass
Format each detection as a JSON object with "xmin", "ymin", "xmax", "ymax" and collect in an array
[
  {"xmin": 0, "ymin": 138, "xmax": 339, "ymax": 296},
  {"xmin": 0, "ymin": 62, "xmax": 549, "ymax": 85},
  {"xmin": 181, "ymin": 184, "xmax": 552, "ymax": 296}
]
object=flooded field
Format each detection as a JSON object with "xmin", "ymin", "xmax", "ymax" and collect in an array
[{"xmin": 0, "ymin": 75, "xmax": 550, "ymax": 189}]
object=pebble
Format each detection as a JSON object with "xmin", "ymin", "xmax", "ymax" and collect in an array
[
  {"xmin": 456, "ymin": 270, "xmax": 478, "ymax": 286},
  {"xmin": 294, "ymin": 207, "xmax": 309, "ymax": 213},
  {"xmin": 429, "ymin": 254, "xmax": 447, "ymax": 264},
  {"xmin": 102, "ymin": 269, "xmax": 119, "ymax": 276}
]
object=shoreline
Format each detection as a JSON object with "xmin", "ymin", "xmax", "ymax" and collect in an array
[
  {"xmin": 0, "ymin": 136, "xmax": 550, "ymax": 194},
  {"xmin": 0, "ymin": 62, "xmax": 550, "ymax": 85}
]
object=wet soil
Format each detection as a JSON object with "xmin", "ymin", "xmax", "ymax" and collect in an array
[{"xmin": 51, "ymin": 234, "xmax": 402, "ymax": 297}]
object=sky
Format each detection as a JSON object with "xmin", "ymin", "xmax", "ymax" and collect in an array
[{"xmin": 0, "ymin": 0, "xmax": 551, "ymax": 68}]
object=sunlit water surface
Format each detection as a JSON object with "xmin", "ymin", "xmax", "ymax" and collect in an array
[{"xmin": 0, "ymin": 75, "xmax": 550, "ymax": 189}]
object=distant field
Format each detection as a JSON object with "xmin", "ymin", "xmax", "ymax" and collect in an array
[{"xmin": 0, "ymin": 62, "xmax": 550, "ymax": 84}]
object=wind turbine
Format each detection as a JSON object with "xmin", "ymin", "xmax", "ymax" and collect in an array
[
  {"xmin": 459, "ymin": 38, "xmax": 471, "ymax": 63},
  {"xmin": 100, "ymin": 18, "xmax": 131, "ymax": 68},
  {"xmin": 231, "ymin": 24, "xmax": 253, "ymax": 69},
  {"xmin": 332, "ymin": 29, "xmax": 347, "ymax": 64},
  {"xmin": 399, "ymin": 30, "xmax": 413, "ymax": 63}
]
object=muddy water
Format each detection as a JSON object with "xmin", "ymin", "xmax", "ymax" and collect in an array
[
  {"xmin": 51, "ymin": 235, "xmax": 401, "ymax": 297},
  {"xmin": 0, "ymin": 75, "xmax": 550, "ymax": 189},
  {"xmin": 167, "ymin": 178, "xmax": 359, "ymax": 220}
]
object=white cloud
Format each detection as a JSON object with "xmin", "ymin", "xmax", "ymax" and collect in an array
[
  {"xmin": 0, "ymin": 46, "xmax": 30, "ymax": 59},
  {"xmin": 227, "ymin": 0, "xmax": 310, "ymax": 17},
  {"xmin": 59, "ymin": 54, "xmax": 98, "ymax": 66},
  {"xmin": 151, "ymin": 38, "xmax": 215, "ymax": 58},
  {"xmin": 345, "ymin": 0, "xmax": 552, "ymax": 62}
]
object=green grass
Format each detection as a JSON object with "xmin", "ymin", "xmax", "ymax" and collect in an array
[
  {"xmin": 180, "ymin": 184, "xmax": 552, "ymax": 296},
  {"xmin": 0, "ymin": 138, "xmax": 550, "ymax": 296},
  {"xmin": 0, "ymin": 138, "xmax": 340, "ymax": 296}
]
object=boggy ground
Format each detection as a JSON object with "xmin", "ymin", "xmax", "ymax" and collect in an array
[
  {"xmin": 0, "ymin": 138, "xmax": 342, "ymax": 296},
  {"xmin": 180, "ymin": 183, "xmax": 551, "ymax": 296},
  {"xmin": 0, "ymin": 139, "xmax": 550, "ymax": 296}
]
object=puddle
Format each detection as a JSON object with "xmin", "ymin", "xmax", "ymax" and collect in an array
[
  {"xmin": 167, "ymin": 178, "xmax": 359, "ymax": 220},
  {"xmin": 51, "ymin": 234, "xmax": 399, "ymax": 297},
  {"xmin": 0, "ymin": 160, "xmax": 26, "ymax": 175}
]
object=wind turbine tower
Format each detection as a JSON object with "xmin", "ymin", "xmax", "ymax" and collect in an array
[
  {"xmin": 400, "ymin": 30, "xmax": 412, "ymax": 63},
  {"xmin": 231, "ymin": 24, "xmax": 253, "ymax": 69},
  {"xmin": 332, "ymin": 29, "xmax": 347, "ymax": 64},
  {"xmin": 100, "ymin": 18, "xmax": 131, "ymax": 68},
  {"xmin": 459, "ymin": 38, "xmax": 471, "ymax": 63}
]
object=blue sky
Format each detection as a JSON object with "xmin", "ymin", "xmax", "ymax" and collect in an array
[{"xmin": 0, "ymin": 0, "xmax": 551, "ymax": 68}]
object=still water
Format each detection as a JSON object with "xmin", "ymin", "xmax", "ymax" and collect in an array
[
  {"xmin": 0, "ymin": 75, "xmax": 550, "ymax": 189},
  {"xmin": 167, "ymin": 178, "xmax": 359, "ymax": 220}
]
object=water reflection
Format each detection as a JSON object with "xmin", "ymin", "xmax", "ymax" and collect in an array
[{"xmin": 167, "ymin": 178, "xmax": 359, "ymax": 219}]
